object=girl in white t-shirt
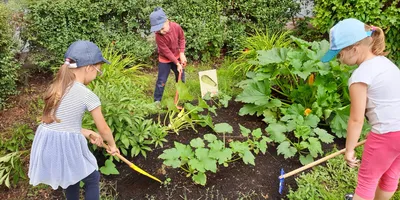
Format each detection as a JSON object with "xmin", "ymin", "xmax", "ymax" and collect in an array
[{"xmin": 322, "ymin": 18, "xmax": 400, "ymax": 200}]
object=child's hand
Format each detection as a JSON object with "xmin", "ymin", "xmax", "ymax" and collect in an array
[
  {"xmin": 107, "ymin": 145, "xmax": 120, "ymax": 156},
  {"xmin": 179, "ymin": 54, "xmax": 187, "ymax": 67},
  {"xmin": 177, "ymin": 63, "xmax": 183, "ymax": 73},
  {"xmin": 345, "ymin": 149, "xmax": 360, "ymax": 168},
  {"xmin": 89, "ymin": 133, "xmax": 104, "ymax": 147}
]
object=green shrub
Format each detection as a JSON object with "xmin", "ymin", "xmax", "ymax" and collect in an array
[
  {"xmin": 23, "ymin": 0, "xmax": 300, "ymax": 69},
  {"xmin": 312, "ymin": 0, "xmax": 400, "ymax": 64},
  {"xmin": 0, "ymin": 3, "xmax": 20, "ymax": 109},
  {"xmin": 229, "ymin": 30, "xmax": 293, "ymax": 75}
]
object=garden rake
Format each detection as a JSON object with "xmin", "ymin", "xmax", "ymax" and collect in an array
[
  {"xmin": 278, "ymin": 139, "xmax": 366, "ymax": 194},
  {"xmin": 89, "ymin": 134, "xmax": 162, "ymax": 183}
]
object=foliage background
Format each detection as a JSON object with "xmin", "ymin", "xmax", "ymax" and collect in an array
[
  {"xmin": 22, "ymin": 0, "xmax": 300, "ymax": 70},
  {"xmin": 312, "ymin": 0, "xmax": 400, "ymax": 64},
  {"xmin": 0, "ymin": 3, "xmax": 20, "ymax": 109}
]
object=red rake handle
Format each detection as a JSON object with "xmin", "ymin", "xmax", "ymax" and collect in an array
[{"xmin": 174, "ymin": 71, "xmax": 182, "ymax": 105}]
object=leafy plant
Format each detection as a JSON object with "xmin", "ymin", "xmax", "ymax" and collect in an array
[
  {"xmin": 229, "ymin": 30, "xmax": 293, "ymax": 75},
  {"xmin": 0, "ymin": 124, "xmax": 34, "ymax": 152},
  {"xmin": 100, "ymin": 159, "xmax": 120, "ymax": 176},
  {"xmin": 0, "ymin": 151, "xmax": 28, "ymax": 188},
  {"xmin": 158, "ymin": 123, "xmax": 270, "ymax": 185},
  {"xmin": 266, "ymin": 104, "xmax": 334, "ymax": 164},
  {"xmin": 202, "ymin": 92, "xmax": 232, "ymax": 109},
  {"xmin": 0, "ymin": 3, "xmax": 20, "ymax": 109},
  {"xmin": 235, "ymin": 36, "xmax": 360, "ymax": 164}
]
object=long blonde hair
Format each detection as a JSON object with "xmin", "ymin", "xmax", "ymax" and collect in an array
[
  {"xmin": 42, "ymin": 63, "xmax": 76, "ymax": 123},
  {"xmin": 350, "ymin": 24, "xmax": 388, "ymax": 56}
]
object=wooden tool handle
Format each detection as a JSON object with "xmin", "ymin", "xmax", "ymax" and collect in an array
[
  {"xmin": 280, "ymin": 139, "xmax": 366, "ymax": 179},
  {"xmin": 89, "ymin": 134, "xmax": 133, "ymax": 166}
]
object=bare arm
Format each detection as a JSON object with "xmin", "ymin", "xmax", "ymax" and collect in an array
[
  {"xmin": 90, "ymin": 106, "xmax": 119, "ymax": 154},
  {"xmin": 345, "ymin": 82, "xmax": 367, "ymax": 167}
]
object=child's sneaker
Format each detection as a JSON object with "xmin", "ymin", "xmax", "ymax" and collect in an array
[
  {"xmin": 154, "ymin": 101, "xmax": 161, "ymax": 109},
  {"xmin": 344, "ymin": 193, "xmax": 354, "ymax": 200}
]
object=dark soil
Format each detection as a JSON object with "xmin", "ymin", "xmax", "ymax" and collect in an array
[
  {"xmin": 101, "ymin": 101, "xmax": 345, "ymax": 200},
  {"xmin": 0, "ymin": 74, "xmax": 346, "ymax": 200}
]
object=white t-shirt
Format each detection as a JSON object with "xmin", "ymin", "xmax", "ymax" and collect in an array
[{"xmin": 348, "ymin": 56, "xmax": 400, "ymax": 134}]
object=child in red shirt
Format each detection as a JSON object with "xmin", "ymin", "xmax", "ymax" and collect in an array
[{"xmin": 150, "ymin": 7, "xmax": 187, "ymax": 102}]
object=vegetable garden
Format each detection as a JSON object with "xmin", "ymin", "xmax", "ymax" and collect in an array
[{"xmin": 2, "ymin": 0, "xmax": 400, "ymax": 199}]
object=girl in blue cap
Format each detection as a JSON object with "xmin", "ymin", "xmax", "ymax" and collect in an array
[
  {"xmin": 28, "ymin": 40, "xmax": 120, "ymax": 200},
  {"xmin": 322, "ymin": 18, "xmax": 400, "ymax": 200}
]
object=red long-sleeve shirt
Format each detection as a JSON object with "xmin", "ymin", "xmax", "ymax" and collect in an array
[{"xmin": 155, "ymin": 22, "xmax": 185, "ymax": 64}]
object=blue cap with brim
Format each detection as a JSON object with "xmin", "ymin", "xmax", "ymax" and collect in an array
[
  {"xmin": 64, "ymin": 40, "xmax": 110, "ymax": 68},
  {"xmin": 150, "ymin": 7, "xmax": 167, "ymax": 32},
  {"xmin": 321, "ymin": 18, "xmax": 373, "ymax": 63}
]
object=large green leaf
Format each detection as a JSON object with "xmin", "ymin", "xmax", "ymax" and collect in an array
[
  {"xmin": 191, "ymin": 148, "xmax": 217, "ymax": 173},
  {"xmin": 304, "ymin": 114, "xmax": 320, "ymax": 128},
  {"xmin": 192, "ymin": 172, "xmax": 206, "ymax": 186},
  {"xmin": 314, "ymin": 128, "xmax": 334, "ymax": 144},
  {"xmin": 158, "ymin": 148, "xmax": 182, "ymax": 168},
  {"xmin": 277, "ymin": 141, "xmax": 297, "ymax": 159},
  {"xmin": 209, "ymin": 148, "xmax": 233, "ymax": 164},
  {"xmin": 190, "ymin": 138, "xmax": 205, "ymax": 148},
  {"xmin": 299, "ymin": 154, "xmax": 314, "ymax": 165},
  {"xmin": 266, "ymin": 123, "xmax": 287, "ymax": 142},
  {"xmin": 235, "ymin": 80, "xmax": 271, "ymax": 106},
  {"xmin": 100, "ymin": 159, "xmax": 120, "ymax": 175},
  {"xmin": 330, "ymin": 106, "xmax": 350, "ymax": 138},
  {"xmin": 257, "ymin": 48, "xmax": 289, "ymax": 65},
  {"xmin": 242, "ymin": 150, "xmax": 255, "ymax": 166},
  {"xmin": 214, "ymin": 123, "xmax": 233, "ymax": 134},
  {"xmin": 307, "ymin": 137, "xmax": 323, "ymax": 157}
]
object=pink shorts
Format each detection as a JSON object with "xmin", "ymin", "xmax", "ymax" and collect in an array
[{"xmin": 355, "ymin": 131, "xmax": 400, "ymax": 199}]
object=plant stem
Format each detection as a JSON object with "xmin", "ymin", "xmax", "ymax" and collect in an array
[{"xmin": 180, "ymin": 166, "xmax": 190, "ymax": 173}]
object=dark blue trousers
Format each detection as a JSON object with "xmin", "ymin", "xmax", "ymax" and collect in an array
[
  {"xmin": 154, "ymin": 62, "xmax": 186, "ymax": 101},
  {"xmin": 65, "ymin": 170, "xmax": 100, "ymax": 200}
]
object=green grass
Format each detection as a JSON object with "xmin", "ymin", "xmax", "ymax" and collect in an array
[{"xmin": 287, "ymin": 147, "xmax": 400, "ymax": 200}]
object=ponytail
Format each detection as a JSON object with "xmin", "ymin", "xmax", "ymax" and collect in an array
[
  {"xmin": 42, "ymin": 63, "xmax": 76, "ymax": 123},
  {"xmin": 365, "ymin": 24, "xmax": 388, "ymax": 56}
]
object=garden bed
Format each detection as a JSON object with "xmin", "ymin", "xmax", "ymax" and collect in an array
[{"xmin": 101, "ymin": 101, "xmax": 345, "ymax": 199}]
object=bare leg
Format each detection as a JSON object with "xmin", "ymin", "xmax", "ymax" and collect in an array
[
  {"xmin": 374, "ymin": 186, "xmax": 395, "ymax": 200},
  {"xmin": 353, "ymin": 193, "xmax": 366, "ymax": 200}
]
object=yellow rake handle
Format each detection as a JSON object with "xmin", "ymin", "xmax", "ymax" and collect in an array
[{"xmin": 90, "ymin": 134, "xmax": 162, "ymax": 183}]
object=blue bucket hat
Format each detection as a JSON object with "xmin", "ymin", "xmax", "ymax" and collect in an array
[
  {"xmin": 150, "ymin": 7, "xmax": 167, "ymax": 32},
  {"xmin": 64, "ymin": 40, "xmax": 110, "ymax": 68},
  {"xmin": 321, "ymin": 18, "xmax": 373, "ymax": 63}
]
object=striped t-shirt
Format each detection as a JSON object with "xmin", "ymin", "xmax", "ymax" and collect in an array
[{"xmin": 42, "ymin": 82, "xmax": 101, "ymax": 133}]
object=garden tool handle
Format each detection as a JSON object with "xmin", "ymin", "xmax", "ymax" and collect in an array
[
  {"xmin": 174, "ymin": 71, "xmax": 183, "ymax": 105},
  {"xmin": 89, "ymin": 134, "xmax": 130, "ymax": 165},
  {"xmin": 279, "ymin": 139, "xmax": 366, "ymax": 179},
  {"xmin": 89, "ymin": 134, "xmax": 163, "ymax": 183}
]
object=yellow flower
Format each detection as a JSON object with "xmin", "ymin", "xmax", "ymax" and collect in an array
[
  {"xmin": 308, "ymin": 74, "xmax": 315, "ymax": 86},
  {"xmin": 304, "ymin": 108, "xmax": 312, "ymax": 116}
]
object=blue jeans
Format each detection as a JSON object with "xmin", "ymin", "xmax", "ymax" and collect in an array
[
  {"xmin": 65, "ymin": 170, "xmax": 100, "ymax": 200},
  {"xmin": 154, "ymin": 62, "xmax": 186, "ymax": 101}
]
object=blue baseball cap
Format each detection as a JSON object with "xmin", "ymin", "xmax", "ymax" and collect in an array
[
  {"xmin": 321, "ymin": 18, "xmax": 373, "ymax": 63},
  {"xmin": 150, "ymin": 7, "xmax": 167, "ymax": 32},
  {"xmin": 64, "ymin": 40, "xmax": 110, "ymax": 68}
]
